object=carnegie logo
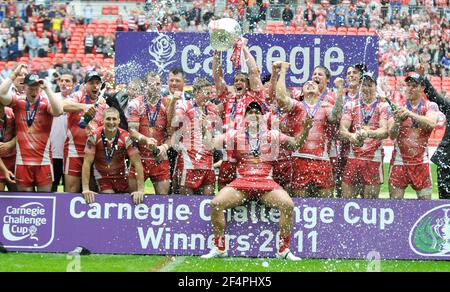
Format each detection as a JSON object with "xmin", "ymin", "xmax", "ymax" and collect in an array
[
  {"xmin": 409, "ymin": 204, "xmax": 450, "ymax": 257},
  {"xmin": 1, "ymin": 196, "xmax": 56, "ymax": 249}
]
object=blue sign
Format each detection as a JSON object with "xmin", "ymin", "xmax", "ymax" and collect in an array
[{"xmin": 115, "ymin": 32, "xmax": 378, "ymax": 87}]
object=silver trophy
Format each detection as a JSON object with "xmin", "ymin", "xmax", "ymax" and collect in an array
[{"xmin": 208, "ymin": 18, "xmax": 242, "ymax": 51}]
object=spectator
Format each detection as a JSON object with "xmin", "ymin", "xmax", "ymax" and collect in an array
[
  {"xmin": 293, "ymin": 7, "xmax": 305, "ymax": 29},
  {"xmin": 102, "ymin": 34, "xmax": 115, "ymax": 58},
  {"xmin": 17, "ymin": 30, "xmax": 25, "ymax": 58},
  {"xmin": 326, "ymin": 6, "xmax": 336, "ymax": 28},
  {"xmin": 335, "ymin": 2, "xmax": 346, "ymax": 27},
  {"xmin": 0, "ymin": 43, "xmax": 7, "ymax": 61},
  {"xmin": 441, "ymin": 52, "xmax": 450, "ymax": 76},
  {"xmin": 38, "ymin": 32, "xmax": 49, "ymax": 57},
  {"xmin": 83, "ymin": 2, "xmax": 93, "ymax": 25},
  {"xmin": 303, "ymin": 2, "xmax": 316, "ymax": 27},
  {"xmin": 187, "ymin": 1, "xmax": 202, "ymax": 25},
  {"xmin": 137, "ymin": 11, "xmax": 147, "ymax": 31},
  {"xmin": 37, "ymin": 63, "xmax": 48, "ymax": 79},
  {"xmin": 282, "ymin": 4, "xmax": 294, "ymax": 27},
  {"xmin": 84, "ymin": 31, "xmax": 94, "ymax": 54},
  {"xmin": 60, "ymin": 31, "xmax": 68, "ymax": 54},
  {"xmin": 26, "ymin": 31, "xmax": 39, "ymax": 60},
  {"xmin": 116, "ymin": 15, "xmax": 125, "ymax": 32},
  {"xmin": 95, "ymin": 34, "xmax": 104, "ymax": 55},
  {"xmin": 51, "ymin": 13, "xmax": 62, "ymax": 32},
  {"xmin": 7, "ymin": 37, "xmax": 18, "ymax": 61},
  {"xmin": 346, "ymin": 4, "xmax": 357, "ymax": 27}
]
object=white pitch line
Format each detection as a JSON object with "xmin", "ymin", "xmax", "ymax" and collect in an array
[{"xmin": 159, "ymin": 256, "xmax": 187, "ymax": 272}]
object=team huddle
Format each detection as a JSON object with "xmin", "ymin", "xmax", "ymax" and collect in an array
[{"xmin": 0, "ymin": 39, "xmax": 440, "ymax": 260}]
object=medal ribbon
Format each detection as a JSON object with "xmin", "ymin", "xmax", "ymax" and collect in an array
[
  {"xmin": 360, "ymin": 100, "xmax": 379, "ymax": 125},
  {"xmin": 25, "ymin": 96, "xmax": 41, "ymax": 128},
  {"xmin": 144, "ymin": 96, "xmax": 162, "ymax": 128},
  {"xmin": 245, "ymin": 128, "xmax": 262, "ymax": 157},
  {"xmin": 101, "ymin": 129, "xmax": 120, "ymax": 164},
  {"xmin": 302, "ymin": 91, "xmax": 326, "ymax": 118},
  {"xmin": 406, "ymin": 98, "xmax": 423, "ymax": 128}
]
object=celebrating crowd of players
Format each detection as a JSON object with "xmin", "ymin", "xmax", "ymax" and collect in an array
[{"xmin": 0, "ymin": 39, "xmax": 444, "ymax": 259}]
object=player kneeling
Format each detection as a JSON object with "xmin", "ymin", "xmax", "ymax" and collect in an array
[
  {"xmin": 201, "ymin": 102, "xmax": 313, "ymax": 261},
  {"xmin": 81, "ymin": 107, "xmax": 145, "ymax": 205}
]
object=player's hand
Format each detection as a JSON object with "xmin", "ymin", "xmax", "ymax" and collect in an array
[
  {"xmin": 130, "ymin": 191, "xmax": 145, "ymax": 205},
  {"xmin": 393, "ymin": 107, "xmax": 409, "ymax": 123},
  {"xmin": 240, "ymin": 37, "xmax": 248, "ymax": 47},
  {"xmin": 11, "ymin": 63, "xmax": 27, "ymax": 79},
  {"xmin": 334, "ymin": 77, "xmax": 345, "ymax": 91},
  {"xmin": 156, "ymin": 144, "xmax": 167, "ymax": 159},
  {"xmin": 40, "ymin": 79, "xmax": 50, "ymax": 90},
  {"xmin": 82, "ymin": 190, "xmax": 97, "ymax": 204},
  {"xmin": 4, "ymin": 170, "xmax": 15, "ymax": 184},
  {"xmin": 142, "ymin": 137, "xmax": 157, "ymax": 147},
  {"xmin": 173, "ymin": 91, "xmax": 183, "ymax": 101},
  {"xmin": 84, "ymin": 104, "xmax": 96, "ymax": 118},
  {"xmin": 356, "ymin": 129, "xmax": 368, "ymax": 141},
  {"xmin": 350, "ymin": 132, "xmax": 364, "ymax": 147}
]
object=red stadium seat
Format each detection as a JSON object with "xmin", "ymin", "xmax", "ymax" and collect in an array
[
  {"xmin": 337, "ymin": 27, "xmax": 347, "ymax": 35},
  {"xmin": 357, "ymin": 27, "xmax": 369, "ymax": 35},
  {"xmin": 347, "ymin": 27, "xmax": 358, "ymax": 35}
]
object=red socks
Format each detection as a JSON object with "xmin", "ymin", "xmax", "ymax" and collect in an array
[
  {"xmin": 279, "ymin": 234, "xmax": 291, "ymax": 253},
  {"xmin": 214, "ymin": 235, "xmax": 226, "ymax": 251}
]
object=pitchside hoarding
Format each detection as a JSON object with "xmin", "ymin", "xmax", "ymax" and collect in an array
[
  {"xmin": 1, "ymin": 193, "xmax": 449, "ymax": 260},
  {"xmin": 114, "ymin": 32, "xmax": 378, "ymax": 87}
]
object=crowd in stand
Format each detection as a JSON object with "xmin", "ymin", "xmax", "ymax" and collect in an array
[{"xmin": 0, "ymin": 0, "xmax": 448, "ymax": 85}]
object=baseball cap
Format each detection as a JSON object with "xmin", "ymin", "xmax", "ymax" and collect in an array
[
  {"xmin": 24, "ymin": 74, "xmax": 43, "ymax": 86},
  {"xmin": 405, "ymin": 73, "xmax": 425, "ymax": 85},
  {"xmin": 245, "ymin": 101, "xmax": 263, "ymax": 114},
  {"xmin": 360, "ymin": 72, "xmax": 377, "ymax": 84},
  {"xmin": 352, "ymin": 63, "xmax": 367, "ymax": 74},
  {"xmin": 84, "ymin": 71, "xmax": 102, "ymax": 83}
]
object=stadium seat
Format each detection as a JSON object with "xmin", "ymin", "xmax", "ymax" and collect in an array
[
  {"xmin": 327, "ymin": 27, "xmax": 337, "ymax": 34},
  {"xmin": 357, "ymin": 27, "xmax": 369, "ymax": 35},
  {"xmin": 102, "ymin": 6, "xmax": 112, "ymax": 15},
  {"xmin": 304, "ymin": 27, "xmax": 316, "ymax": 34},
  {"xmin": 337, "ymin": 27, "xmax": 347, "ymax": 35},
  {"xmin": 285, "ymin": 26, "xmax": 296, "ymax": 34},
  {"xmin": 347, "ymin": 27, "xmax": 358, "ymax": 35}
]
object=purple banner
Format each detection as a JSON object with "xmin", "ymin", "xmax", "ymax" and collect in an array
[
  {"xmin": 1, "ymin": 193, "xmax": 449, "ymax": 260},
  {"xmin": 114, "ymin": 32, "xmax": 378, "ymax": 87}
]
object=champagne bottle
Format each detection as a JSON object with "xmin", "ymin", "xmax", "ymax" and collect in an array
[
  {"xmin": 78, "ymin": 110, "xmax": 94, "ymax": 129},
  {"xmin": 78, "ymin": 83, "xmax": 106, "ymax": 129},
  {"xmin": 385, "ymin": 97, "xmax": 398, "ymax": 111}
]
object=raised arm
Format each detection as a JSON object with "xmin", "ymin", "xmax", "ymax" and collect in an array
[
  {"xmin": 242, "ymin": 39, "xmax": 263, "ymax": 92},
  {"xmin": 212, "ymin": 50, "xmax": 228, "ymax": 96},
  {"xmin": 167, "ymin": 91, "xmax": 182, "ymax": 132},
  {"xmin": 329, "ymin": 77, "xmax": 344, "ymax": 123},
  {"xmin": 0, "ymin": 64, "xmax": 27, "ymax": 105},
  {"xmin": 42, "ymin": 80, "xmax": 63, "ymax": 117},
  {"xmin": 62, "ymin": 98, "xmax": 94, "ymax": 113},
  {"xmin": 275, "ymin": 61, "xmax": 293, "ymax": 112}
]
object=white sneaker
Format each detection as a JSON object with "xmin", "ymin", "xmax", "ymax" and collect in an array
[
  {"xmin": 276, "ymin": 248, "xmax": 301, "ymax": 261},
  {"xmin": 201, "ymin": 247, "xmax": 228, "ymax": 259}
]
